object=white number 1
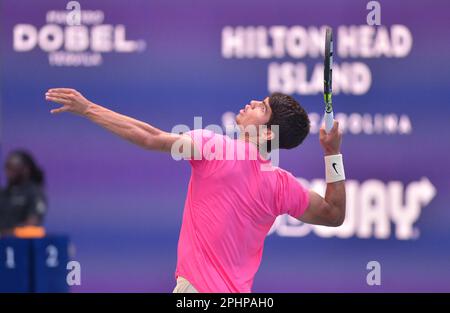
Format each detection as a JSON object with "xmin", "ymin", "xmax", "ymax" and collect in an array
[{"xmin": 5, "ymin": 247, "xmax": 15, "ymax": 269}]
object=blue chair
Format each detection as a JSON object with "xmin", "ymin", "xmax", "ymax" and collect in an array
[
  {"xmin": 0, "ymin": 238, "xmax": 32, "ymax": 292},
  {"xmin": 31, "ymin": 236, "xmax": 70, "ymax": 293}
]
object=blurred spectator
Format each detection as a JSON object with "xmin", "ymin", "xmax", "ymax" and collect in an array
[{"xmin": 0, "ymin": 150, "xmax": 47, "ymax": 237}]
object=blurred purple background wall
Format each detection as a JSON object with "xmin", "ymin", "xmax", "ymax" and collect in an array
[{"xmin": 1, "ymin": 0, "xmax": 449, "ymax": 292}]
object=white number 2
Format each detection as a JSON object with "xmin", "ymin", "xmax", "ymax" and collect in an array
[{"xmin": 46, "ymin": 245, "xmax": 59, "ymax": 268}]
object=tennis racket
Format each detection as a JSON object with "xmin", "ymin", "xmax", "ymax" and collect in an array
[{"xmin": 323, "ymin": 27, "xmax": 334, "ymax": 133}]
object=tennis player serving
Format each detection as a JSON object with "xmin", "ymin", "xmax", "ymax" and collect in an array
[{"xmin": 45, "ymin": 88, "xmax": 346, "ymax": 293}]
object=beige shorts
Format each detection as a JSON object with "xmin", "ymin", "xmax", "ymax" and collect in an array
[{"xmin": 172, "ymin": 276, "xmax": 199, "ymax": 293}]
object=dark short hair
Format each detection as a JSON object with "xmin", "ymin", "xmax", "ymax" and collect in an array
[
  {"xmin": 266, "ymin": 92, "xmax": 310, "ymax": 150},
  {"xmin": 6, "ymin": 150, "xmax": 45, "ymax": 186}
]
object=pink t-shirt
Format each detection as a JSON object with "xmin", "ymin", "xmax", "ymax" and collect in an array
[{"xmin": 175, "ymin": 129, "xmax": 310, "ymax": 293}]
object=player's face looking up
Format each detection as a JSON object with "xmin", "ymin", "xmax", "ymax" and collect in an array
[
  {"xmin": 236, "ymin": 97, "xmax": 272, "ymax": 129},
  {"xmin": 235, "ymin": 97, "xmax": 274, "ymax": 149},
  {"xmin": 236, "ymin": 93, "xmax": 310, "ymax": 151}
]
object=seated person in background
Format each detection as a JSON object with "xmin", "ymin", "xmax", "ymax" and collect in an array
[{"xmin": 0, "ymin": 150, "xmax": 47, "ymax": 238}]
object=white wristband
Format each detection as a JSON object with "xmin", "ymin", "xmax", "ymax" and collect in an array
[{"xmin": 325, "ymin": 154, "xmax": 345, "ymax": 183}]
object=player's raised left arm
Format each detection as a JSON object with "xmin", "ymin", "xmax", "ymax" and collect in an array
[{"xmin": 297, "ymin": 121, "xmax": 346, "ymax": 227}]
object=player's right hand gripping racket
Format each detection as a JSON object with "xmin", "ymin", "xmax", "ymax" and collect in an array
[{"xmin": 323, "ymin": 27, "xmax": 334, "ymax": 133}]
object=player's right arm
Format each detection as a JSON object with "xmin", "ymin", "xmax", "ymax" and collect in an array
[
  {"xmin": 297, "ymin": 121, "xmax": 346, "ymax": 227},
  {"xmin": 45, "ymin": 88, "xmax": 197, "ymax": 158}
]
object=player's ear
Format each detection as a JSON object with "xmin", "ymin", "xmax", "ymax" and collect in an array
[{"xmin": 262, "ymin": 127, "xmax": 274, "ymax": 141}]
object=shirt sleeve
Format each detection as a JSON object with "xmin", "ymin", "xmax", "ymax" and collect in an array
[
  {"xmin": 184, "ymin": 129, "xmax": 226, "ymax": 174},
  {"xmin": 273, "ymin": 169, "xmax": 310, "ymax": 218}
]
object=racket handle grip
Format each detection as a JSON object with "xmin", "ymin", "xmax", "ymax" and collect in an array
[{"xmin": 324, "ymin": 111, "xmax": 334, "ymax": 133}]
